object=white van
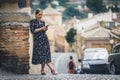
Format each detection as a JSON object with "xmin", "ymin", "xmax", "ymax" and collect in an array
[{"xmin": 81, "ymin": 48, "xmax": 109, "ymax": 74}]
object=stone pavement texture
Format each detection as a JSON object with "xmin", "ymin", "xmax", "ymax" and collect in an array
[
  {"xmin": 0, "ymin": 73, "xmax": 120, "ymax": 80},
  {"xmin": 0, "ymin": 52, "xmax": 120, "ymax": 80},
  {"xmin": 0, "ymin": 67, "xmax": 120, "ymax": 80}
]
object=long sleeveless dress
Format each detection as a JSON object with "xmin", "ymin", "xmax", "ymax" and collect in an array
[{"xmin": 30, "ymin": 19, "xmax": 51, "ymax": 64}]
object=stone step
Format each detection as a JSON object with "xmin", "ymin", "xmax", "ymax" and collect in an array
[{"xmin": 0, "ymin": 67, "xmax": 14, "ymax": 76}]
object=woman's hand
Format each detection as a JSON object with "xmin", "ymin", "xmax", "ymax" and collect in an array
[
  {"xmin": 43, "ymin": 26, "xmax": 48, "ymax": 31},
  {"xmin": 34, "ymin": 26, "xmax": 47, "ymax": 33},
  {"xmin": 42, "ymin": 26, "xmax": 48, "ymax": 31}
]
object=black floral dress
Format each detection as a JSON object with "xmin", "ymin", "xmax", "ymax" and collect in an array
[{"xmin": 30, "ymin": 19, "xmax": 51, "ymax": 64}]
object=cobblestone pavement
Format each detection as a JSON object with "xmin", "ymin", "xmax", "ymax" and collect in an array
[
  {"xmin": 29, "ymin": 53, "xmax": 79, "ymax": 74},
  {"xmin": 0, "ymin": 52, "xmax": 120, "ymax": 80},
  {"xmin": 0, "ymin": 74, "xmax": 120, "ymax": 80}
]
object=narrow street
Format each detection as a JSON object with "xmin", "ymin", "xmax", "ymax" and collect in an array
[
  {"xmin": 29, "ymin": 52, "xmax": 79, "ymax": 74},
  {"xmin": 0, "ymin": 53, "xmax": 120, "ymax": 80},
  {"xmin": 52, "ymin": 52, "xmax": 79, "ymax": 74}
]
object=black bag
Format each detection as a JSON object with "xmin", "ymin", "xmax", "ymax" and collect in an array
[{"xmin": 69, "ymin": 61, "xmax": 74, "ymax": 69}]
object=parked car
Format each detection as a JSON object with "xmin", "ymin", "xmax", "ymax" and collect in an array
[
  {"xmin": 80, "ymin": 48, "xmax": 109, "ymax": 74},
  {"xmin": 108, "ymin": 43, "xmax": 120, "ymax": 74},
  {"xmin": 74, "ymin": 66, "xmax": 81, "ymax": 74}
]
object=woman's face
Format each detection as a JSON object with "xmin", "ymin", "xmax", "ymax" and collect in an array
[{"xmin": 36, "ymin": 11, "xmax": 43, "ymax": 20}]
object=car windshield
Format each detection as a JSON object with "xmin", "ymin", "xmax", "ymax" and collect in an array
[{"xmin": 83, "ymin": 49, "xmax": 108, "ymax": 60}]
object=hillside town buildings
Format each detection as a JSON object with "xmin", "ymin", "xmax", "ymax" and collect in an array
[{"xmin": 0, "ymin": 0, "xmax": 120, "ymax": 74}]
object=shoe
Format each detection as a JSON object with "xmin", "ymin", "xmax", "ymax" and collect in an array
[
  {"xmin": 51, "ymin": 69, "xmax": 57, "ymax": 75},
  {"xmin": 41, "ymin": 70, "xmax": 46, "ymax": 75},
  {"xmin": 41, "ymin": 72, "xmax": 46, "ymax": 75}
]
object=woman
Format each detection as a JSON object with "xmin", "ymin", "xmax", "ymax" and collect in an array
[
  {"xmin": 30, "ymin": 9, "xmax": 57, "ymax": 75},
  {"xmin": 67, "ymin": 56, "xmax": 76, "ymax": 74}
]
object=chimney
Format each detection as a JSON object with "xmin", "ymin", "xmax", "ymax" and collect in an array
[
  {"xmin": 112, "ymin": 13, "xmax": 117, "ymax": 19},
  {"xmin": 88, "ymin": 13, "xmax": 93, "ymax": 18}
]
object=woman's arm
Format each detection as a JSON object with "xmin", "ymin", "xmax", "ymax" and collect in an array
[
  {"xmin": 30, "ymin": 20, "xmax": 35, "ymax": 34},
  {"xmin": 34, "ymin": 27, "xmax": 46, "ymax": 33},
  {"xmin": 30, "ymin": 20, "xmax": 47, "ymax": 33},
  {"xmin": 34, "ymin": 21, "xmax": 48, "ymax": 33}
]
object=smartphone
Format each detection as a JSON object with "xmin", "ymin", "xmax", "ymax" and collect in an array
[{"xmin": 45, "ymin": 25, "xmax": 49, "ymax": 28}]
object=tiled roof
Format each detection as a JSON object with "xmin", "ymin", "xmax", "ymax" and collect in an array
[
  {"xmin": 81, "ymin": 26, "xmax": 110, "ymax": 39},
  {"xmin": 111, "ymin": 26, "xmax": 120, "ymax": 37},
  {"xmin": 113, "ymin": 13, "xmax": 120, "ymax": 23}
]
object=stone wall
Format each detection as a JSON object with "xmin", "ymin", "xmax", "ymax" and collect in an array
[{"xmin": 0, "ymin": 12, "xmax": 30, "ymax": 74}]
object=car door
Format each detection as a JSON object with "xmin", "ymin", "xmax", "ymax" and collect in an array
[
  {"xmin": 111, "ymin": 45, "xmax": 120, "ymax": 69},
  {"xmin": 116, "ymin": 45, "xmax": 120, "ymax": 70}
]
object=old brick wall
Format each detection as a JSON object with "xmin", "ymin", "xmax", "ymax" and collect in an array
[{"xmin": 0, "ymin": 12, "xmax": 30, "ymax": 74}]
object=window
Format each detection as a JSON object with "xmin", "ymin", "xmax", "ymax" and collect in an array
[
  {"xmin": 117, "ymin": 45, "xmax": 120, "ymax": 53},
  {"xmin": 112, "ymin": 45, "xmax": 120, "ymax": 53}
]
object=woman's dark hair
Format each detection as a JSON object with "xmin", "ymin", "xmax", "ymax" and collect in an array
[
  {"xmin": 70, "ymin": 56, "xmax": 73, "ymax": 60},
  {"xmin": 35, "ymin": 9, "xmax": 42, "ymax": 15}
]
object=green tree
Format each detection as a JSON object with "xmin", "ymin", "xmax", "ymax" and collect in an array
[
  {"xmin": 38, "ymin": 0, "xmax": 70, "ymax": 9},
  {"xmin": 31, "ymin": 0, "xmax": 58, "ymax": 13},
  {"xmin": 57, "ymin": 0, "xmax": 69, "ymax": 7},
  {"xmin": 109, "ymin": 4, "xmax": 119, "ymax": 12},
  {"xmin": 109, "ymin": 0, "xmax": 120, "ymax": 4},
  {"xmin": 39, "ymin": 0, "xmax": 53, "ymax": 9},
  {"xmin": 86, "ymin": 0, "xmax": 103, "ymax": 13},
  {"xmin": 31, "ymin": 0, "xmax": 69, "ymax": 12},
  {"xmin": 106, "ymin": 0, "xmax": 120, "ymax": 12},
  {"xmin": 30, "ymin": 0, "xmax": 40, "ymax": 13},
  {"xmin": 65, "ymin": 28, "xmax": 77, "ymax": 51},
  {"xmin": 62, "ymin": 6, "xmax": 87, "ymax": 21}
]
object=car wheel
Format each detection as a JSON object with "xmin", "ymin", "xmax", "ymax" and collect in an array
[
  {"xmin": 105, "ymin": 68, "xmax": 109, "ymax": 74},
  {"xmin": 80, "ymin": 69, "xmax": 84, "ymax": 74},
  {"xmin": 109, "ymin": 63, "xmax": 116, "ymax": 74}
]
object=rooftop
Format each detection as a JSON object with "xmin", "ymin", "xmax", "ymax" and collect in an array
[{"xmin": 81, "ymin": 26, "xmax": 110, "ymax": 39}]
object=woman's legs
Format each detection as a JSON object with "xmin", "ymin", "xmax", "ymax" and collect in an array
[
  {"xmin": 46, "ymin": 63, "xmax": 57, "ymax": 75},
  {"xmin": 46, "ymin": 63, "xmax": 53, "ymax": 70},
  {"xmin": 41, "ymin": 64, "xmax": 46, "ymax": 74}
]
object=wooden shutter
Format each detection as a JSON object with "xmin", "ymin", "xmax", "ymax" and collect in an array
[{"xmin": 17, "ymin": 0, "xmax": 27, "ymax": 8}]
